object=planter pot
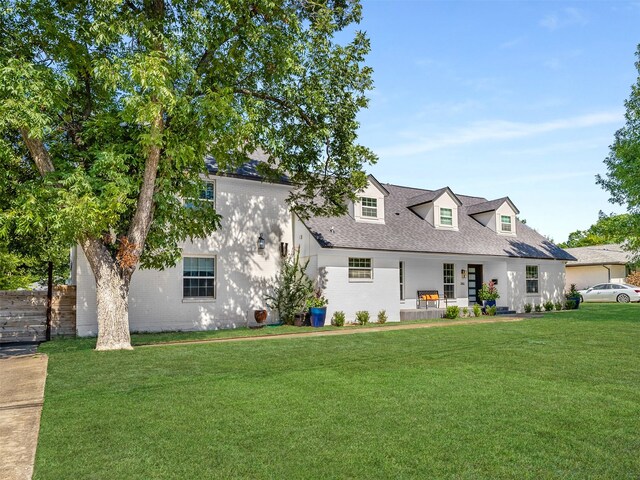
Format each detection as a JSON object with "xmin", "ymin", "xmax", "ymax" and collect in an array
[
  {"xmin": 254, "ymin": 309, "xmax": 268, "ymax": 324},
  {"xmin": 568, "ymin": 296, "xmax": 581, "ymax": 309},
  {"xmin": 294, "ymin": 312, "xmax": 311, "ymax": 327},
  {"xmin": 483, "ymin": 300, "xmax": 496, "ymax": 308},
  {"xmin": 309, "ymin": 307, "xmax": 327, "ymax": 328}
]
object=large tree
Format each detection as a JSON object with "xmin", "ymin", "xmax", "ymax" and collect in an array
[
  {"xmin": 558, "ymin": 211, "xmax": 640, "ymax": 249},
  {"xmin": 597, "ymin": 44, "xmax": 640, "ymax": 258},
  {"xmin": 0, "ymin": 0, "xmax": 376, "ymax": 350}
]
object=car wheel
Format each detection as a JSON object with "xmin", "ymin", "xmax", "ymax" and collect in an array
[{"xmin": 617, "ymin": 293, "xmax": 630, "ymax": 303}]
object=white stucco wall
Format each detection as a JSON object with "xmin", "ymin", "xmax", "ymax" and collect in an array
[
  {"xmin": 565, "ymin": 264, "xmax": 627, "ymax": 290},
  {"xmin": 76, "ymin": 176, "xmax": 293, "ymax": 336},
  {"xmin": 507, "ymin": 259, "xmax": 566, "ymax": 311}
]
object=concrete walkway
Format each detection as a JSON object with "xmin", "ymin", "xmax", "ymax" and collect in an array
[
  {"xmin": 145, "ymin": 315, "xmax": 535, "ymax": 348},
  {"xmin": 0, "ymin": 351, "xmax": 48, "ymax": 480}
]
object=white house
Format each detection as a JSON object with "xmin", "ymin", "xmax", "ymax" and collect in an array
[{"xmin": 74, "ymin": 159, "xmax": 575, "ymax": 336}]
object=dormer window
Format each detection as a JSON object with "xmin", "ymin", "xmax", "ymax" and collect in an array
[
  {"xmin": 500, "ymin": 215, "xmax": 512, "ymax": 232},
  {"xmin": 361, "ymin": 197, "xmax": 378, "ymax": 218},
  {"xmin": 440, "ymin": 208, "xmax": 453, "ymax": 226}
]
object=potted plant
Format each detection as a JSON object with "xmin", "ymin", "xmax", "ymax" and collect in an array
[
  {"xmin": 307, "ymin": 290, "xmax": 328, "ymax": 327},
  {"xmin": 565, "ymin": 284, "xmax": 581, "ymax": 309},
  {"xmin": 477, "ymin": 281, "xmax": 500, "ymax": 308}
]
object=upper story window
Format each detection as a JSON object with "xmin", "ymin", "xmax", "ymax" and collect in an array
[
  {"xmin": 500, "ymin": 215, "xmax": 512, "ymax": 232},
  {"xmin": 440, "ymin": 208, "xmax": 453, "ymax": 226},
  {"xmin": 185, "ymin": 181, "xmax": 215, "ymax": 209},
  {"xmin": 361, "ymin": 197, "xmax": 378, "ymax": 218}
]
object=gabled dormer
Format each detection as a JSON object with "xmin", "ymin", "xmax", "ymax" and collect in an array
[
  {"xmin": 351, "ymin": 175, "xmax": 389, "ymax": 224},
  {"xmin": 466, "ymin": 197, "xmax": 519, "ymax": 235},
  {"xmin": 407, "ymin": 187, "xmax": 462, "ymax": 231}
]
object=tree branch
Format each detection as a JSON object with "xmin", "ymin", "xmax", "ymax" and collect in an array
[
  {"xmin": 233, "ymin": 88, "xmax": 315, "ymax": 126},
  {"xmin": 20, "ymin": 128, "xmax": 55, "ymax": 175}
]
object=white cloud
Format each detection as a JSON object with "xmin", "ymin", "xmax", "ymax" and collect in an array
[
  {"xmin": 375, "ymin": 110, "xmax": 623, "ymax": 157},
  {"xmin": 540, "ymin": 7, "xmax": 588, "ymax": 30}
]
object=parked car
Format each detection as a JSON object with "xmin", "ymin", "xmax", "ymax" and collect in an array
[{"xmin": 578, "ymin": 283, "xmax": 640, "ymax": 303}]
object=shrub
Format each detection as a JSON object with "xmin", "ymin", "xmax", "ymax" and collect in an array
[
  {"xmin": 565, "ymin": 300, "xmax": 576, "ymax": 310},
  {"xmin": 331, "ymin": 311, "xmax": 345, "ymax": 327},
  {"xmin": 626, "ymin": 271, "xmax": 640, "ymax": 286},
  {"xmin": 524, "ymin": 303, "xmax": 532, "ymax": 313},
  {"xmin": 444, "ymin": 306, "xmax": 459, "ymax": 319},
  {"xmin": 462, "ymin": 307, "xmax": 469, "ymax": 317},
  {"xmin": 554, "ymin": 302, "xmax": 563, "ymax": 311},
  {"xmin": 265, "ymin": 250, "xmax": 314, "ymax": 325},
  {"xmin": 477, "ymin": 281, "xmax": 500, "ymax": 301},
  {"xmin": 486, "ymin": 305, "xmax": 497, "ymax": 316},
  {"xmin": 543, "ymin": 301, "xmax": 554, "ymax": 312},
  {"xmin": 534, "ymin": 304, "xmax": 542, "ymax": 312},
  {"xmin": 473, "ymin": 304, "xmax": 482, "ymax": 317},
  {"xmin": 355, "ymin": 310, "xmax": 369, "ymax": 325},
  {"xmin": 377, "ymin": 309, "xmax": 388, "ymax": 324}
]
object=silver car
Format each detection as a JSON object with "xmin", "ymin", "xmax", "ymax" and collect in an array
[{"xmin": 578, "ymin": 283, "xmax": 640, "ymax": 303}]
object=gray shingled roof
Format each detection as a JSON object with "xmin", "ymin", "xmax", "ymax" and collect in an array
[
  {"xmin": 302, "ymin": 183, "xmax": 575, "ymax": 261},
  {"xmin": 564, "ymin": 244, "xmax": 631, "ymax": 266},
  {"xmin": 466, "ymin": 197, "xmax": 519, "ymax": 215},
  {"xmin": 406, "ymin": 187, "xmax": 452, "ymax": 207},
  {"xmin": 205, "ymin": 150, "xmax": 289, "ymax": 183}
]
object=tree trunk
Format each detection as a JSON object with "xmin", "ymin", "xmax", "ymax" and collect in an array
[{"xmin": 81, "ymin": 238, "xmax": 133, "ymax": 350}]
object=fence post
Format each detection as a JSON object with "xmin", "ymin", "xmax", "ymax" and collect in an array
[{"xmin": 46, "ymin": 261, "xmax": 53, "ymax": 341}]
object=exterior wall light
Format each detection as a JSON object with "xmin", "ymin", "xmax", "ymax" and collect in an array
[
  {"xmin": 461, "ymin": 269, "xmax": 466, "ymax": 279},
  {"xmin": 279, "ymin": 242, "xmax": 288, "ymax": 257},
  {"xmin": 257, "ymin": 233, "xmax": 266, "ymax": 251}
]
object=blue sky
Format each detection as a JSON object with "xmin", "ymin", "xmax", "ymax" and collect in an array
[{"xmin": 350, "ymin": 1, "xmax": 640, "ymax": 242}]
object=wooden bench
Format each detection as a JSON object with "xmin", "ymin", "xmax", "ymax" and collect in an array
[{"xmin": 416, "ymin": 290, "xmax": 447, "ymax": 309}]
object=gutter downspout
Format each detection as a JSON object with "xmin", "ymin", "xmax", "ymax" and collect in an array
[{"xmin": 603, "ymin": 265, "xmax": 611, "ymax": 282}]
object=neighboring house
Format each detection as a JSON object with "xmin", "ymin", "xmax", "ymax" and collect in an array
[
  {"xmin": 74, "ymin": 166, "xmax": 575, "ymax": 336},
  {"xmin": 563, "ymin": 244, "xmax": 634, "ymax": 290}
]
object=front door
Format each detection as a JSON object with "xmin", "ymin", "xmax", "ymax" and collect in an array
[{"xmin": 467, "ymin": 264, "xmax": 483, "ymax": 305}]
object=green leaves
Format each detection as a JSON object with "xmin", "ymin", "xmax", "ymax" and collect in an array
[{"xmin": 1, "ymin": 0, "xmax": 374, "ymax": 274}]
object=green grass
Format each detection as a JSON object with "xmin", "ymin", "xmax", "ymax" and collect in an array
[
  {"xmin": 35, "ymin": 304, "xmax": 640, "ymax": 479},
  {"xmin": 47, "ymin": 316, "xmax": 464, "ymax": 351}
]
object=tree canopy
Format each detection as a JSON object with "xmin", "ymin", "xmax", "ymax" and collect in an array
[
  {"xmin": 0, "ymin": 0, "xmax": 376, "ymax": 349},
  {"xmin": 558, "ymin": 211, "xmax": 639, "ymax": 250},
  {"xmin": 596, "ymin": 44, "xmax": 640, "ymax": 257}
]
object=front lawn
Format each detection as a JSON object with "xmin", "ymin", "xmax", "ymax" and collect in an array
[{"xmin": 35, "ymin": 304, "xmax": 640, "ymax": 479}]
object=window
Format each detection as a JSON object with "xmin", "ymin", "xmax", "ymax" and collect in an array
[
  {"xmin": 349, "ymin": 258, "xmax": 372, "ymax": 280},
  {"xmin": 183, "ymin": 257, "xmax": 215, "ymax": 298},
  {"xmin": 399, "ymin": 261, "xmax": 405, "ymax": 300},
  {"xmin": 526, "ymin": 265, "xmax": 538, "ymax": 294},
  {"xmin": 443, "ymin": 263, "xmax": 455, "ymax": 299},
  {"xmin": 500, "ymin": 215, "xmax": 512, "ymax": 232},
  {"xmin": 440, "ymin": 207, "xmax": 453, "ymax": 226},
  {"xmin": 361, "ymin": 197, "xmax": 378, "ymax": 218},
  {"xmin": 185, "ymin": 181, "xmax": 215, "ymax": 209}
]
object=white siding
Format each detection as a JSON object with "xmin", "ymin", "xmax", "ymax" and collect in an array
[
  {"xmin": 565, "ymin": 264, "xmax": 628, "ymax": 290},
  {"xmin": 495, "ymin": 203, "xmax": 517, "ymax": 236},
  {"xmin": 76, "ymin": 176, "xmax": 293, "ymax": 336}
]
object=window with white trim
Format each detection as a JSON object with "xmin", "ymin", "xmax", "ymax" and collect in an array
[
  {"xmin": 443, "ymin": 263, "xmax": 455, "ymax": 299},
  {"xmin": 185, "ymin": 181, "xmax": 215, "ymax": 209},
  {"xmin": 440, "ymin": 207, "xmax": 453, "ymax": 226},
  {"xmin": 183, "ymin": 257, "xmax": 216, "ymax": 298},
  {"xmin": 349, "ymin": 258, "xmax": 372, "ymax": 280},
  {"xmin": 500, "ymin": 215, "xmax": 512, "ymax": 232},
  {"xmin": 526, "ymin": 265, "xmax": 539, "ymax": 294},
  {"xmin": 399, "ymin": 261, "xmax": 405, "ymax": 300},
  {"xmin": 360, "ymin": 197, "xmax": 378, "ymax": 218}
]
